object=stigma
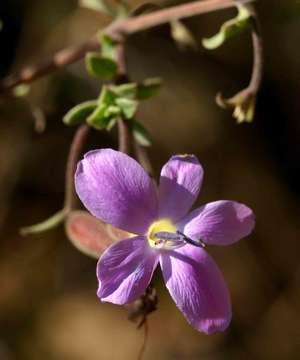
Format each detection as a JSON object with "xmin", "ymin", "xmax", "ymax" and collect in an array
[{"xmin": 147, "ymin": 219, "xmax": 206, "ymax": 250}]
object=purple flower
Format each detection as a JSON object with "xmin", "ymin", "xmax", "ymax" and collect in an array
[{"xmin": 75, "ymin": 149, "xmax": 255, "ymax": 334}]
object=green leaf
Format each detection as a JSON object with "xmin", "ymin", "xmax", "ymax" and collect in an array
[
  {"xmin": 170, "ymin": 20, "xmax": 197, "ymax": 50},
  {"xmin": 106, "ymin": 117, "xmax": 118, "ymax": 131},
  {"xmin": 115, "ymin": 97, "xmax": 138, "ymax": 119},
  {"xmin": 87, "ymin": 86, "xmax": 120, "ymax": 129},
  {"xmin": 87, "ymin": 104, "xmax": 117, "ymax": 129},
  {"xmin": 202, "ymin": 5, "xmax": 251, "ymax": 50},
  {"xmin": 84, "ymin": 79, "xmax": 160, "ymax": 130},
  {"xmin": 115, "ymin": 0, "xmax": 130, "ymax": 17},
  {"xmin": 0, "ymin": 20, "xmax": 3, "ymax": 31},
  {"xmin": 99, "ymin": 33, "xmax": 118, "ymax": 60},
  {"xmin": 13, "ymin": 83, "xmax": 31, "ymax": 97},
  {"xmin": 137, "ymin": 78, "xmax": 162, "ymax": 100},
  {"xmin": 63, "ymin": 100, "xmax": 98, "ymax": 126},
  {"xmin": 79, "ymin": 0, "xmax": 116, "ymax": 16},
  {"xmin": 111, "ymin": 83, "xmax": 137, "ymax": 99},
  {"xmin": 131, "ymin": 120, "xmax": 152, "ymax": 147},
  {"xmin": 85, "ymin": 52, "xmax": 118, "ymax": 80},
  {"xmin": 20, "ymin": 210, "xmax": 66, "ymax": 235}
]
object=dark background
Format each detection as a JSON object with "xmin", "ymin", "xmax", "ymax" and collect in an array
[{"xmin": 0, "ymin": 0, "xmax": 300, "ymax": 359}]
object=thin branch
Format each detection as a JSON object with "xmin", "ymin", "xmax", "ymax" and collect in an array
[
  {"xmin": 0, "ymin": 37, "xmax": 99, "ymax": 93},
  {"xmin": 248, "ymin": 5, "xmax": 263, "ymax": 93},
  {"xmin": 118, "ymin": 118, "xmax": 131, "ymax": 154},
  {"xmin": 64, "ymin": 124, "xmax": 90, "ymax": 212},
  {"xmin": 115, "ymin": 0, "xmax": 253, "ymax": 36},
  {"xmin": 134, "ymin": 142, "xmax": 154, "ymax": 177},
  {"xmin": 137, "ymin": 319, "xmax": 149, "ymax": 360},
  {"xmin": 0, "ymin": 0, "xmax": 253, "ymax": 94}
]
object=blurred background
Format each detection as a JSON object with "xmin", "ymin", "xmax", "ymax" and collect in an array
[{"xmin": 0, "ymin": 0, "xmax": 300, "ymax": 359}]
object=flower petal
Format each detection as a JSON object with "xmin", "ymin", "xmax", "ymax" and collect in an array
[
  {"xmin": 179, "ymin": 200, "xmax": 255, "ymax": 246},
  {"xmin": 158, "ymin": 154, "xmax": 204, "ymax": 222},
  {"xmin": 75, "ymin": 149, "xmax": 158, "ymax": 234},
  {"xmin": 97, "ymin": 236, "xmax": 158, "ymax": 305},
  {"xmin": 160, "ymin": 245, "xmax": 231, "ymax": 334}
]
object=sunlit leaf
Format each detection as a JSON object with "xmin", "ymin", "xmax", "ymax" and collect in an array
[
  {"xmin": 99, "ymin": 33, "xmax": 118, "ymax": 60},
  {"xmin": 85, "ymin": 52, "xmax": 118, "ymax": 80},
  {"xmin": 79, "ymin": 0, "xmax": 116, "ymax": 16},
  {"xmin": 111, "ymin": 82, "xmax": 137, "ymax": 99},
  {"xmin": 202, "ymin": 5, "xmax": 251, "ymax": 50},
  {"xmin": 170, "ymin": 19, "xmax": 197, "ymax": 50},
  {"xmin": 137, "ymin": 78, "xmax": 162, "ymax": 100},
  {"xmin": 63, "ymin": 100, "xmax": 98, "ymax": 126},
  {"xmin": 114, "ymin": 0, "xmax": 130, "ymax": 17},
  {"xmin": 13, "ymin": 84, "xmax": 30, "ymax": 97},
  {"xmin": 115, "ymin": 97, "xmax": 138, "ymax": 119},
  {"xmin": 131, "ymin": 120, "xmax": 152, "ymax": 146},
  {"xmin": 87, "ymin": 86, "xmax": 120, "ymax": 129}
]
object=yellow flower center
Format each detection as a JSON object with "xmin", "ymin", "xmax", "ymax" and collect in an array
[{"xmin": 147, "ymin": 218, "xmax": 177, "ymax": 248}]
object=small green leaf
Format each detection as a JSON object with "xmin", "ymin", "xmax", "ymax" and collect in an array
[
  {"xmin": 111, "ymin": 83, "xmax": 137, "ymax": 99},
  {"xmin": 87, "ymin": 103, "xmax": 119, "ymax": 130},
  {"xmin": 170, "ymin": 20, "xmax": 197, "ymax": 50},
  {"xmin": 114, "ymin": 0, "xmax": 130, "ymax": 17},
  {"xmin": 79, "ymin": 0, "xmax": 116, "ymax": 16},
  {"xmin": 202, "ymin": 5, "xmax": 251, "ymax": 50},
  {"xmin": 85, "ymin": 52, "xmax": 118, "ymax": 80},
  {"xmin": 137, "ymin": 78, "xmax": 162, "ymax": 100},
  {"xmin": 13, "ymin": 84, "xmax": 30, "ymax": 97},
  {"xmin": 131, "ymin": 120, "xmax": 152, "ymax": 147},
  {"xmin": 87, "ymin": 107, "xmax": 114, "ymax": 129},
  {"xmin": 115, "ymin": 97, "xmax": 138, "ymax": 119},
  {"xmin": 20, "ymin": 210, "xmax": 66, "ymax": 236},
  {"xmin": 87, "ymin": 86, "xmax": 120, "ymax": 129},
  {"xmin": 63, "ymin": 100, "xmax": 98, "ymax": 126},
  {"xmin": 106, "ymin": 117, "xmax": 117, "ymax": 131},
  {"xmin": 99, "ymin": 33, "xmax": 118, "ymax": 60}
]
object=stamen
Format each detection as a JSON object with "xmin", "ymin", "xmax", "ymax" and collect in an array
[
  {"xmin": 153, "ymin": 230, "xmax": 206, "ymax": 249},
  {"xmin": 154, "ymin": 232, "xmax": 182, "ymax": 241},
  {"xmin": 153, "ymin": 231, "xmax": 185, "ymax": 249},
  {"xmin": 176, "ymin": 230, "xmax": 206, "ymax": 248}
]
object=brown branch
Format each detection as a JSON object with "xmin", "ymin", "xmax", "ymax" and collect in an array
[
  {"xmin": 115, "ymin": 0, "xmax": 253, "ymax": 36},
  {"xmin": 118, "ymin": 118, "xmax": 131, "ymax": 154},
  {"xmin": 137, "ymin": 319, "xmax": 149, "ymax": 360},
  {"xmin": 64, "ymin": 124, "xmax": 90, "ymax": 212},
  {"xmin": 248, "ymin": 5, "xmax": 263, "ymax": 94},
  {"xmin": 134, "ymin": 142, "xmax": 154, "ymax": 177},
  {"xmin": 0, "ymin": 36, "xmax": 99, "ymax": 93},
  {"xmin": 0, "ymin": 0, "xmax": 253, "ymax": 94}
]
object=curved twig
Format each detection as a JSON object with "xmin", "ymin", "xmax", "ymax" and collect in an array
[
  {"xmin": 0, "ymin": 0, "xmax": 253, "ymax": 94},
  {"xmin": 64, "ymin": 124, "xmax": 90, "ymax": 212}
]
